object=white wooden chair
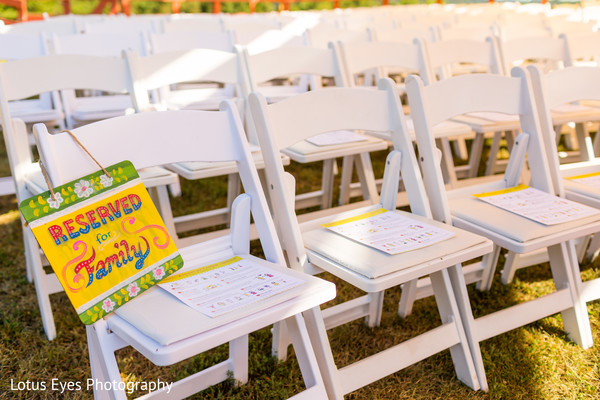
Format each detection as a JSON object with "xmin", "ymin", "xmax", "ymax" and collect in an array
[
  {"xmin": 239, "ymin": 45, "xmax": 388, "ymax": 213},
  {"xmin": 416, "ymin": 36, "xmax": 512, "ymax": 178},
  {"xmin": 250, "ymin": 78, "xmax": 493, "ymax": 398},
  {"xmin": 0, "ymin": 33, "xmax": 64, "ymax": 196},
  {"xmin": 0, "ymin": 54, "xmax": 179, "ymax": 340},
  {"xmin": 406, "ymin": 69, "xmax": 600, "ymax": 390},
  {"xmin": 504, "ymin": 65, "xmax": 600, "ymax": 291},
  {"xmin": 148, "ymin": 30, "xmax": 234, "ymax": 53},
  {"xmin": 334, "ymin": 40, "xmax": 476, "ymax": 193},
  {"xmin": 49, "ymin": 32, "xmax": 148, "ymax": 128},
  {"xmin": 125, "ymin": 48, "xmax": 287, "ymax": 245},
  {"xmin": 33, "ymin": 105, "xmax": 336, "ymax": 400}
]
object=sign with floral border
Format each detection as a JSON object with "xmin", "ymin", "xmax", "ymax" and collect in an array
[{"xmin": 20, "ymin": 160, "xmax": 183, "ymax": 325}]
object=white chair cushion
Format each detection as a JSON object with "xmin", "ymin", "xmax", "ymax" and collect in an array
[
  {"xmin": 113, "ymin": 252, "xmax": 330, "ymax": 346},
  {"xmin": 449, "ymin": 194, "xmax": 600, "ymax": 243},
  {"xmin": 285, "ymin": 133, "xmax": 387, "ymax": 157},
  {"xmin": 303, "ymin": 209, "xmax": 487, "ymax": 279}
]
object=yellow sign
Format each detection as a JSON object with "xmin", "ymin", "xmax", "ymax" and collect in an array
[{"xmin": 21, "ymin": 161, "xmax": 183, "ymax": 324}]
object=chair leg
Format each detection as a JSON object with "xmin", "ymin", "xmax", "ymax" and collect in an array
[
  {"xmin": 584, "ymin": 233, "xmax": 600, "ymax": 262},
  {"xmin": 285, "ymin": 312, "xmax": 331, "ymax": 398},
  {"xmin": 398, "ymin": 279, "xmax": 419, "ymax": 318},
  {"xmin": 271, "ymin": 320, "xmax": 291, "ymax": 361},
  {"xmin": 354, "ymin": 153, "xmax": 380, "ymax": 204},
  {"xmin": 446, "ymin": 264, "xmax": 488, "ymax": 391},
  {"xmin": 25, "ymin": 228, "xmax": 56, "ymax": 340},
  {"xmin": 321, "ymin": 159, "xmax": 335, "ymax": 210},
  {"xmin": 302, "ymin": 307, "xmax": 344, "ymax": 400},
  {"xmin": 475, "ymin": 244, "xmax": 501, "ymax": 292},
  {"xmin": 548, "ymin": 241, "xmax": 594, "ymax": 349},
  {"xmin": 467, "ymin": 132, "xmax": 485, "ymax": 179},
  {"xmin": 430, "ymin": 268, "xmax": 480, "ymax": 391},
  {"xmin": 229, "ymin": 335, "xmax": 249, "ymax": 386},
  {"xmin": 485, "ymin": 131, "xmax": 503, "ymax": 176},
  {"xmin": 338, "ymin": 156, "xmax": 354, "ymax": 206},
  {"xmin": 87, "ymin": 321, "xmax": 128, "ymax": 400},
  {"xmin": 366, "ymin": 290, "xmax": 385, "ymax": 328}
]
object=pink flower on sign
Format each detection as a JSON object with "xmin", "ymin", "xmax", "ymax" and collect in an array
[
  {"xmin": 74, "ymin": 179, "xmax": 93, "ymax": 198},
  {"xmin": 127, "ymin": 282, "xmax": 140, "ymax": 297},
  {"xmin": 152, "ymin": 267, "xmax": 165, "ymax": 280},
  {"xmin": 102, "ymin": 298, "xmax": 116, "ymax": 313}
]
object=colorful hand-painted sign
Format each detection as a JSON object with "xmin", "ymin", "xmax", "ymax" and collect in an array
[{"xmin": 20, "ymin": 161, "xmax": 184, "ymax": 325}]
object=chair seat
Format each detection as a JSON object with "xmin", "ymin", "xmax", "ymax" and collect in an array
[
  {"xmin": 112, "ymin": 251, "xmax": 336, "ymax": 351},
  {"xmin": 302, "ymin": 206, "xmax": 490, "ymax": 280},
  {"xmin": 70, "ymin": 94, "xmax": 132, "ymax": 122},
  {"xmin": 451, "ymin": 112, "xmax": 521, "ymax": 133},
  {"xmin": 284, "ymin": 133, "xmax": 388, "ymax": 164},
  {"xmin": 9, "ymin": 100, "xmax": 64, "ymax": 124},
  {"xmin": 24, "ymin": 163, "xmax": 178, "ymax": 194},
  {"xmin": 449, "ymin": 190, "xmax": 600, "ymax": 244},
  {"xmin": 367, "ymin": 118, "xmax": 473, "ymax": 142},
  {"xmin": 163, "ymin": 87, "xmax": 234, "ymax": 111},
  {"xmin": 167, "ymin": 148, "xmax": 290, "ymax": 180},
  {"xmin": 259, "ymin": 85, "xmax": 306, "ymax": 104},
  {"xmin": 549, "ymin": 103, "xmax": 600, "ymax": 126}
]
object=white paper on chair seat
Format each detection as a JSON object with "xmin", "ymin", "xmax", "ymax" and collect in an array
[
  {"xmin": 306, "ymin": 130, "xmax": 368, "ymax": 146},
  {"xmin": 303, "ymin": 207, "xmax": 487, "ymax": 279},
  {"xmin": 566, "ymin": 171, "xmax": 600, "ymax": 188},
  {"xmin": 159, "ymin": 256, "xmax": 305, "ymax": 318},
  {"xmin": 322, "ymin": 208, "xmax": 455, "ymax": 255},
  {"xmin": 474, "ymin": 184, "xmax": 600, "ymax": 225}
]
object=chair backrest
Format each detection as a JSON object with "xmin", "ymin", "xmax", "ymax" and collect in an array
[
  {"xmin": 0, "ymin": 54, "xmax": 132, "ymax": 201},
  {"xmin": 368, "ymin": 26, "xmax": 436, "ymax": 44},
  {"xmin": 249, "ymin": 78, "xmax": 432, "ymax": 271},
  {"xmin": 527, "ymin": 65, "xmax": 600, "ymax": 197},
  {"xmin": 560, "ymin": 32, "xmax": 600, "ymax": 67},
  {"xmin": 50, "ymin": 32, "xmax": 148, "ymax": 57},
  {"xmin": 0, "ymin": 19, "xmax": 77, "ymax": 36},
  {"xmin": 0, "ymin": 33, "xmax": 48, "ymax": 59},
  {"xmin": 304, "ymin": 26, "xmax": 370, "ymax": 49},
  {"xmin": 406, "ymin": 69, "xmax": 553, "ymax": 224},
  {"xmin": 82, "ymin": 18, "xmax": 159, "ymax": 35},
  {"xmin": 148, "ymin": 31, "xmax": 234, "ymax": 53},
  {"xmin": 239, "ymin": 45, "xmax": 342, "ymax": 95},
  {"xmin": 333, "ymin": 40, "xmax": 423, "ymax": 87},
  {"xmin": 33, "ymin": 104, "xmax": 285, "ymax": 265},
  {"xmin": 417, "ymin": 37, "xmax": 504, "ymax": 84},
  {"xmin": 160, "ymin": 16, "xmax": 225, "ymax": 33},
  {"xmin": 497, "ymin": 36, "xmax": 567, "ymax": 74},
  {"xmin": 124, "ymin": 48, "xmax": 240, "ymax": 112},
  {"xmin": 233, "ymin": 28, "xmax": 305, "ymax": 54}
]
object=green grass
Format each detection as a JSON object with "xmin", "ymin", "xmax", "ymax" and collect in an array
[{"xmin": 0, "ymin": 150, "xmax": 599, "ymax": 398}]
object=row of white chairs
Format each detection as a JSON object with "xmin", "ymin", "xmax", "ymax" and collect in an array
[{"xmin": 21, "ymin": 60, "xmax": 600, "ymax": 398}]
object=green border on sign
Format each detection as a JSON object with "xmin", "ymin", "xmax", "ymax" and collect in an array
[{"xmin": 20, "ymin": 160, "xmax": 139, "ymax": 224}]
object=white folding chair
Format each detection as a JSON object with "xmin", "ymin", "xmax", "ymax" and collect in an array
[
  {"xmin": 0, "ymin": 33, "xmax": 64, "ymax": 196},
  {"xmin": 0, "ymin": 54, "xmax": 179, "ymax": 340},
  {"xmin": 514, "ymin": 65, "xmax": 600, "ymax": 288},
  {"xmin": 49, "ymin": 32, "xmax": 148, "ymax": 128},
  {"xmin": 33, "ymin": 105, "xmax": 336, "ymax": 400},
  {"xmin": 239, "ymin": 45, "xmax": 388, "ymax": 214},
  {"xmin": 416, "ymin": 37, "xmax": 512, "ymax": 178},
  {"xmin": 333, "ymin": 40, "xmax": 476, "ymax": 195},
  {"xmin": 250, "ymin": 78, "xmax": 493, "ymax": 398},
  {"xmin": 406, "ymin": 69, "xmax": 600, "ymax": 390},
  {"xmin": 125, "ymin": 48, "xmax": 286, "ymax": 245}
]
